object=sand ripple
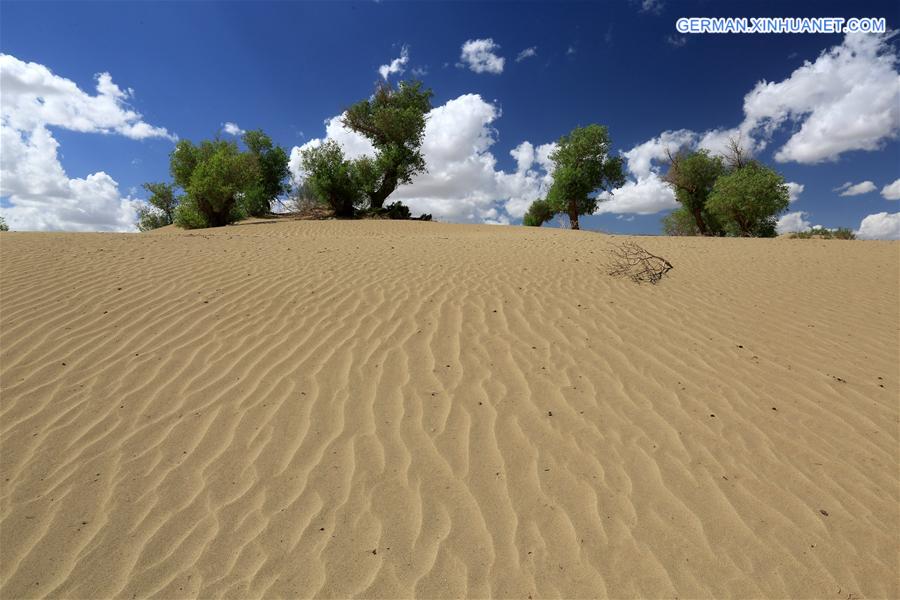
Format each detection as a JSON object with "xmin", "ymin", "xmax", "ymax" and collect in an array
[{"xmin": 1, "ymin": 221, "xmax": 897, "ymax": 598}]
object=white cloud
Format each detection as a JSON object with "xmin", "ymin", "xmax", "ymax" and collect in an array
[
  {"xmin": 596, "ymin": 176, "xmax": 677, "ymax": 215},
  {"xmin": 459, "ymin": 39, "xmax": 505, "ymax": 74},
  {"xmin": 566, "ymin": 45, "xmax": 577, "ymax": 56},
  {"xmin": 222, "ymin": 121, "xmax": 245, "ymax": 136},
  {"xmin": 0, "ymin": 54, "xmax": 173, "ymax": 232},
  {"xmin": 835, "ymin": 180, "xmax": 877, "ymax": 196},
  {"xmin": 880, "ymin": 178, "xmax": 900, "ymax": 200},
  {"xmin": 742, "ymin": 33, "xmax": 900, "ymax": 164},
  {"xmin": 633, "ymin": 33, "xmax": 898, "ymax": 169},
  {"xmin": 378, "ymin": 45, "xmax": 409, "ymax": 80},
  {"xmin": 666, "ymin": 35, "xmax": 687, "ymax": 48},
  {"xmin": 595, "ymin": 129, "xmax": 693, "ymax": 215},
  {"xmin": 622, "ymin": 129, "xmax": 696, "ymax": 179},
  {"xmin": 0, "ymin": 54, "xmax": 174, "ymax": 141},
  {"xmin": 516, "ymin": 47, "xmax": 537, "ymax": 62},
  {"xmin": 288, "ymin": 94, "xmax": 555, "ymax": 223},
  {"xmin": 855, "ymin": 212, "xmax": 900, "ymax": 240},
  {"xmin": 786, "ymin": 182, "xmax": 804, "ymax": 203},
  {"xmin": 776, "ymin": 211, "xmax": 812, "ymax": 235}
]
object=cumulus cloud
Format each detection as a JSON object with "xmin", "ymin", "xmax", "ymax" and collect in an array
[
  {"xmin": 288, "ymin": 94, "xmax": 555, "ymax": 223},
  {"xmin": 459, "ymin": 39, "xmax": 505, "ymax": 74},
  {"xmin": 776, "ymin": 211, "xmax": 812, "ymax": 235},
  {"xmin": 880, "ymin": 178, "xmax": 900, "ymax": 200},
  {"xmin": 835, "ymin": 180, "xmax": 877, "ymax": 196},
  {"xmin": 0, "ymin": 54, "xmax": 174, "ymax": 231},
  {"xmin": 378, "ymin": 45, "xmax": 409, "ymax": 80},
  {"xmin": 222, "ymin": 122, "xmax": 245, "ymax": 136},
  {"xmin": 595, "ymin": 129, "xmax": 693, "ymax": 215},
  {"xmin": 742, "ymin": 33, "xmax": 900, "ymax": 164},
  {"xmin": 596, "ymin": 176, "xmax": 677, "ymax": 215},
  {"xmin": 516, "ymin": 47, "xmax": 537, "ymax": 62},
  {"xmin": 786, "ymin": 182, "xmax": 804, "ymax": 203},
  {"xmin": 855, "ymin": 212, "xmax": 900, "ymax": 240},
  {"xmin": 633, "ymin": 34, "xmax": 898, "ymax": 170}
]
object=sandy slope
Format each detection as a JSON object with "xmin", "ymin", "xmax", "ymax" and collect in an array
[{"xmin": 1, "ymin": 219, "xmax": 897, "ymax": 599}]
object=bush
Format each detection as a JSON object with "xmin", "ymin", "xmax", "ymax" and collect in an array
[
  {"xmin": 791, "ymin": 227, "xmax": 856, "ymax": 240},
  {"xmin": 299, "ymin": 140, "xmax": 366, "ymax": 217},
  {"xmin": 171, "ymin": 139, "xmax": 258, "ymax": 227},
  {"xmin": 240, "ymin": 130, "xmax": 290, "ymax": 217},
  {"xmin": 661, "ymin": 207, "xmax": 700, "ymax": 236},
  {"xmin": 137, "ymin": 182, "xmax": 178, "ymax": 231},
  {"xmin": 0, "ymin": 216, "xmax": 8, "ymax": 231},
  {"xmin": 706, "ymin": 162, "xmax": 789, "ymax": 237},
  {"xmin": 173, "ymin": 198, "xmax": 213, "ymax": 229},
  {"xmin": 523, "ymin": 198, "xmax": 555, "ymax": 227}
]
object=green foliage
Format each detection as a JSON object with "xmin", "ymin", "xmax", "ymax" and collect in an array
[
  {"xmin": 137, "ymin": 182, "xmax": 178, "ymax": 231},
  {"xmin": 170, "ymin": 138, "xmax": 259, "ymax": 228},
  {"xmin": 343, "ymin": 80, "xmax": 433, "ymax": 209},
  {"xmin": 663, "ymin": 149, "xmax": 725, "ymax": 236},
  {"xmin": 240, "ymin": 130, "xmax": 290, "ymax": 217},
  {"xmin": 379, "ymin": 201, "xmax": 412, "ymax": 220},
  {"xmin": 792, "ymin": 227, "xmax": 856, "ymax": 240},
  {"xmin": 523, "ymin": 198, "xmax": 555, "ymax": 226},
  {"xmin": 546, "ymin": 124, "xmax": 625, "ymax": 230},
  {"xmin": 173, "ymin": 199, "xmax": 210, "ymax": 229},
  {"xmin": 0, "ymin": 216, "xmax": 8, "ymax": 231},
  {"xmin": 300, "ymin": 140, "xmax": 366, "ymax": 217},
  {"xmin": 706, "ymin": 162, "xmax": 789, "ymax": 237},
  {"xmin": 661, "ymin": 206, "xmax": 700, "ymax": 236}
]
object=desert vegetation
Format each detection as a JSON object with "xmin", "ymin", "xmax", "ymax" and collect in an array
[
  {"xmin": 789, "ymin": 227, "xmax": 856, "ymax": 240},
  {"xmin": 523, "ymin": 125, "xmax": 625, "ymax": 230},
  {"xmin": 661, "ymin": 138, "xmax": 789, "ymax": 237},
  {"xmin": 136, "ymin": 130, "xmax": 290, "ymax": 230}
]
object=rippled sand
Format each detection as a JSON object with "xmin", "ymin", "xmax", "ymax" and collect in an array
[{"xmin": 1, "ymin": 220, "xmax": 897, "ymax": 599}]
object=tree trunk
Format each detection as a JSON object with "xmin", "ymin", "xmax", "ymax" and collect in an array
[
  {"xmin": 691, "ymin": 206, "xmax": 709, "ymax": 236},
  {"xmin": 368, "ymin": 167, "xmax": 399, "ymax": 210},
  {"xmin": 208, "ymin": 210, "xmax": 229, "ymax": 227},
  {"xmin": 569, "ymin": 206, "xmax": 580, "ymax": 230}
]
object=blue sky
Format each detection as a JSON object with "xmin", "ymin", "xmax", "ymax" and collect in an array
[{"xmin": 1, "ymin": 0, "xmax": 899, "ymax": 236}]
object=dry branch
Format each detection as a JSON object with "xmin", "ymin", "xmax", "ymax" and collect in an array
[{"xmin": 606, "ymin": 241, "xmax": 674, "ymax": 284}]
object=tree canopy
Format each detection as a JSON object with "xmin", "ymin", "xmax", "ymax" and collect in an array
[
  {"xmin": 662, "ymin": 140, "xmax": 789, "ymax": 237},
  {"xmin": 706, "ymin": 161, "xmax": 789, "ymax": 237},
  {"xmin": 137, "ymin": 182, "xmax": 178, "ymax": 231},
  {"xmin": 299, "ymin": 140, "xmax": 366, "ymax": 218},
  {"xmin": 543, "ymin": 124, "xmax": 625, "ymax": 230},
  {"xmin": 163, "ymin": 130, "xmax": 289, "ymax": 229},
  {"xmin": 663, "ymin": 149, "xmax": 724, "ymax": 236},
  {"xmin": 241, "ymin": 130, "xmax": 290, "ymax": 217},
  {"xmin": 171, "ymin": 138, "xmax": 259, "ymax": 228},
  {"xmin": 523, "ymin": 198, "xmax": 555, "ymax": 227},
  {"xmin": 342, "ymin": 80, "xmax": 433, "ymax": 209}
]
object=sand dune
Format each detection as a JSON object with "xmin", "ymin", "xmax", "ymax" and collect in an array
[{"xmin": 1, "ymin": 220, "xmax": 897, "ymax": 599}]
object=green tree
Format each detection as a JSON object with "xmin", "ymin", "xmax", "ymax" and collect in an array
[
  {"xmin": 545, "ymin": 125, "xmax": 625, "ymax": 230},
  {"xmin": 171, "ymin": 139, "xmax": 259, "ymax": 228},
  {"xmin": 706, "ymin": 162, "xmax": 789, "ymax": 237},
  {"xmin": 342, "ymin": 80, "xmax": 433, "ymax": 209},
  {"xmin": 137, "ymin": 182, "xmax": 178, "ymax": 231},
  {"xmin": 661, "ymin": 206, "xmax": 700, "ymax": 236},
  {"xmin": 300, "ymin": 140, "xmax": 365, "ymax": 217},
  {"xmin": 523, "ymin": 198, "xmax": 555, "ymax": 226},
  {"xmin": 0, "ymin": 216, "xmax": 8, "ymax": 232},
  {"xmin": 663, "ymin": 149, "xmax": 725, "ymax": 236},
  {"xmin": 240, "ymin": 130, "xmax": 290, "ymax": 217}
]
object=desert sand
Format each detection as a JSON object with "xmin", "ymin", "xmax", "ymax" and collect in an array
[{"xmin": 1, "ymin": 219, "xmax": 897, "ymax": 599}]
